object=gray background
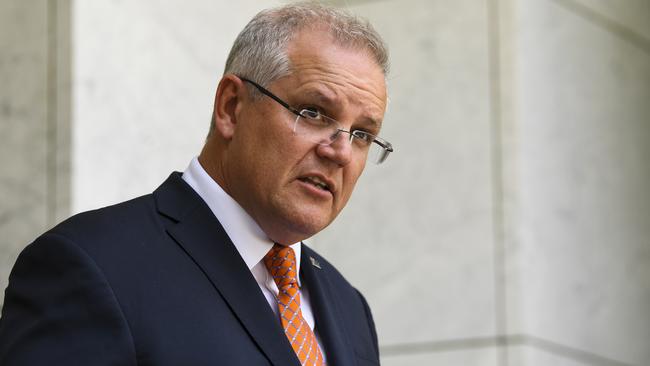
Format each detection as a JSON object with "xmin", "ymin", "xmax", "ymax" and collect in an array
[{"xmin": 1, "ymin": 0, "xmax": 649, "ymax": 365}]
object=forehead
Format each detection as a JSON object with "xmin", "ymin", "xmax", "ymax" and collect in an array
[{"xmin": 282, "ymin": 29, "xmax": 387, "ymax": 125}]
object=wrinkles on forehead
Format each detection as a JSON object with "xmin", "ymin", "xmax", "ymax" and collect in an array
[{"xmin": 285, "ymin": 57, "xmax": 387, "ymax": 129}]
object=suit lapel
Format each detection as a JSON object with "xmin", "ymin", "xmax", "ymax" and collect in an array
[
  {"xmin": 154, "ymin": 173, "xmax": 300, "ymax": 366},
  {"xmin": 301, "ymin": 245, "xmax": 358, "ymax": 366}
]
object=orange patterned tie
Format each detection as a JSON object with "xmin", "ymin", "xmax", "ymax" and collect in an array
[{"xmin": 264, "ymin": 244, "xmax": 325, "ymax": 366}]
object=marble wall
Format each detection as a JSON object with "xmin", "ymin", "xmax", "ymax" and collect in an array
[
  {"xmin": 509, "ymin": 1, "xmax": 650, "ymax": 365},
  {"xmin": 1, "ymin": 0, "xmax": 648, "ymax": 365},
  {"xmin": 72, "ymin": 0, "xmax": 280, "ymax": 213}
]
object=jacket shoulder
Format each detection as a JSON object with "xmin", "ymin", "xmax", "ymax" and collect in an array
[{"xmin": 50, "ymin": 194, "xmax": 159, "ymax": 246}]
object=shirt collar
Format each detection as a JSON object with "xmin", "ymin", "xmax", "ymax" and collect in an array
[{"xmin": 181, "ymin": 157, "xmax": 301, "ymax": 279}]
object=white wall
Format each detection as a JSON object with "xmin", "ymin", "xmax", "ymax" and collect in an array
[
  {"xmin": 508, "ymin": 1, "xmax": 650, "ymax": 365},
  {"xmin": 2, "ymin": 0, "xmax": 649, "ymax": 365},
  {"xmin": 72, "ymin": 0, "xmax": 281, "ymax": 213}
]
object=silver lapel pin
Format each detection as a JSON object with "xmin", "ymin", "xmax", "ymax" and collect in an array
[{"xmin": 309, "ymin": 256, "xmax": 322, "ymax": 269}]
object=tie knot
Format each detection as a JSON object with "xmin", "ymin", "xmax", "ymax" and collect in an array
[{"xmin": 263, "ymin": 244, "xmax": 298, "ymax": 290}]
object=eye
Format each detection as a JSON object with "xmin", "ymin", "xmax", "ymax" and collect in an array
[
  {"xmin": 300, "ymin": 107, "xmax": 322, "ymax": 120},
  {"xmin": 297, "ymin": 107, "xmax": 334, "ymax": 130},
  {"xmin": 351, "ymin": 130, "xmax": 374, "ymax": 145}
]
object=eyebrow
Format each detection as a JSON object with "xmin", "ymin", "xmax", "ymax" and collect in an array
[
  {"xmin": 359, "ymin": 117, "xmax": 381, "ymax": 131},
  {"xmin": 299, "ymin": 89, "xmax": 383, "ymax": 130},
  {"xmin": 299, "ymin": 89, "xmax": 337, "ymax": 107}
]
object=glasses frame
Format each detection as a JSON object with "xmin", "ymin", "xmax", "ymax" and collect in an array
[{"xmin": 239, "ymin": 76, "xmax": 394, "ymax": 164}]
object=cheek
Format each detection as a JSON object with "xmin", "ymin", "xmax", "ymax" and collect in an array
[
  {"xmin": 236, "ymin": 116, "xmax": 291, "ymax": 169},
  {"xmin": 338, "ymin": 163, "xmax": 366, "ymax": 206},
  {"xmin": 244, "ymin": 130, "xmax": 309, "ymax": 193}
]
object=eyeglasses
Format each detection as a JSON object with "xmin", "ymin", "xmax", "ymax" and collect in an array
[{"xmin": 239, "ymin": 77, "xmax": 394, "ymax": 165}]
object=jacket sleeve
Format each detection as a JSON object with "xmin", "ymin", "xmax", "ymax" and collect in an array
[{"xmin": 0, "ymin": 233, "xmax": 137, "ymax": 365}]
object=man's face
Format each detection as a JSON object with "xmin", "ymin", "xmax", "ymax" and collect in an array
[{"xmin": 220, "ymin": 29, "xmax": 387, "ymax": 244}]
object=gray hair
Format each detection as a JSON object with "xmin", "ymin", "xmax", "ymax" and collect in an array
[
  {"xmin": 208, "ymin": 2, "xmax": 389, "ymax": 136},
  {"xmin": 225, "ymin": 1, "xmax": 389, "ymax": 88}
]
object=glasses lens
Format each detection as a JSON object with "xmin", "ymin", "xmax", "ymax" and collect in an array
[
  {"xmin": 294, "ymin": 111, "xmax": 340, "ymax": 145},
  {"xmin": 368, "ymin": 142, "xmax": 388, "ymax": 164},
  {"xmin": 294, "ymin": 109, "xmax": 392, "ymax": 165}
]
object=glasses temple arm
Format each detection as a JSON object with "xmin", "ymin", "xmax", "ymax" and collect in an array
[{"xmin": 239, "ymin": 77, "xmax": 302, "ymax": 117}]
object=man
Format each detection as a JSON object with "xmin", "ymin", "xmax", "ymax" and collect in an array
[{"xmin": 0, "ymin": 3, "xmax": 393, "ymax": 365}]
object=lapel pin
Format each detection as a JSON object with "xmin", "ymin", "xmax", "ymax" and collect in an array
[{"xmin": 310, "ymin": 256, "xmax": 322, "ymax": 269}]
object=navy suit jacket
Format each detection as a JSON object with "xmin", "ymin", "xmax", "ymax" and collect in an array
[{"xmin": 0, "ymin": 173, "xmax": 380, "ymax": 365}]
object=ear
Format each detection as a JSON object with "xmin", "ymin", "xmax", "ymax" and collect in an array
[{"xmin": 212, "ymin": 74, "xmax": 247, "ymax": 140}]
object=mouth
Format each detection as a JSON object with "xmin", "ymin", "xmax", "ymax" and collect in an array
[{"xmin": 298, "ymin": 175, "xmax": 332, "ymax": 193}]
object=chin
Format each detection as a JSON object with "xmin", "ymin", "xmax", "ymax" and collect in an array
[
  {"xmin": 274, "ymin": 210, "xmax": 334, "ymax": 244},
  {"xmin": 264, "ymin": 194, "xmax": 340, "ymax": 243}
]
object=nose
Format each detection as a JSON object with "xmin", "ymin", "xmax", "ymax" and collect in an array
[{"xmin": 316, "ymin": 132, "xmax": 353, "ymax": 166}]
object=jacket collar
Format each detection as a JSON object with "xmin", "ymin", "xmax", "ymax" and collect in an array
[
  {"xmin": 153, "ymin": 173, "xmax": 301, "ymax": 366},
  {"xmin": 301, "ymin": 244, "xmax": 358, "ymax": 366}
]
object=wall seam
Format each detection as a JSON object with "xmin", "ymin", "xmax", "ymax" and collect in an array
[
  {"xmin": 46, "ymin": 0, "xmax": 58, "ymax": 228},
  {"xmin": 486, "ymin": 0, "xmax": 508, "ymax": 364},
  {"xmin": 380, "ymin": 334, "xmax": 634, "ymax": 366},
  {"xmin": 551, "ymin": 0, "xmax": 650, "ymax": 55}
]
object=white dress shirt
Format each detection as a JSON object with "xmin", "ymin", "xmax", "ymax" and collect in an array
[{"xmin": 181, "ymin": 157, "xmax": 325, "ymax": 356}]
